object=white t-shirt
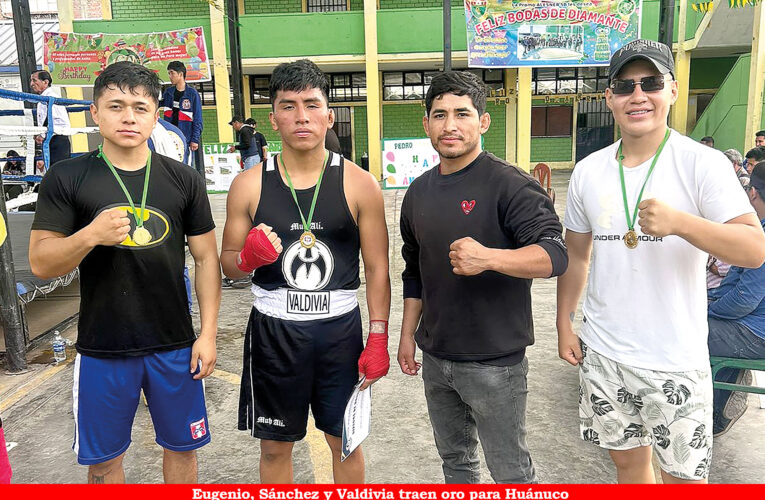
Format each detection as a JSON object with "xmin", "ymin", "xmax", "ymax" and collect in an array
[
  {"xmin": 36, "ymin": 87, "xmax": 71, "ymax": 134},
  {"xmin": 564, "ymin": 129, "xmax": 753, "ymax": 371}
]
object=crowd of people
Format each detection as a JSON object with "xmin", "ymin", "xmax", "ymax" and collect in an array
[
  {"xmin": 2, "ymin": 37, "xmax": 765, "ymax": 487},
  {"xmin": 699, "ymin": 130, "xmax": 765, "ymax": 438},
  {"xmin": 519, "ymin": 32, "xmax": 583, "ymax": 58}
]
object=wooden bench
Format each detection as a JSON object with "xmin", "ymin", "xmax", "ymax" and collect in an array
[{"xmin": 710, "ymin": 356, "xmax": 765, "ymax": 395}]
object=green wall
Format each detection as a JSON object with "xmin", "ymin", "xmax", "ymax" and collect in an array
[
  {"xmin": 201, "ymin": 108, "xmax": 219, "ymax": 145},
  {"xmin": 353, "ymin": 106, "xmax": 368, "ymax": 165},
  {"xmin": 377, "ymin": 8, "xmax": 466, "ymax": 54},
  {"xmin": 531, "ymin": 137, "xmax": 573, "ymax": 162},
  {"xmin": 111, "ymin": 0, "xmax": 207, "ymax": 19},
  {"xmin": 691, "ymin": 54, "xmax": 765, "ymax": 153},
  {"xmin": 73, "ymin": 17, "xmax": 212, "ymax": 36},
  {"xmin": 238, "ymin": 12, "xmax": 365, "ymax": 57},
  {"xmin": 690, "ymin": 57, "xmax": 738, "ymax": 90},
  {"xmin": 244, "ymin": 0, "xmax": 301, "ymax": 15},
  {"xmin": 380, "ymin": 0, "xmax": 443, "ymax": 8},
  {"xmin": 484, "ymin": 102, "xmax": 506, "ymax": 160},
  {"xmin": 382, "ymin": 103, "xmax": 426, "ymax": 139}
]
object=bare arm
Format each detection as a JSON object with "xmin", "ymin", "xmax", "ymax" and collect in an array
[
  {"xmin": 398, "ymin": 298, "xmax": 423, "ymax": 376},
  {"xmin": 187, "ymin": 230, "xmax": 221, "ymax": 379},
  {"xmin": 29, "ymin": 208, "xmax": 131, "ymax": 279},
  {"xmin": 220, "ymin": 169, "xmax": 261, "ymax": 279},
  {"xmin": 555, "ymin": 230, "xmax": 592, "ymax": 366},
  {"xmin": 639, "ymin": 201, "xmax": 765, "ymax": 268},
  {"xmin": 357, "ymin": 172, "xmax": 391, "ymax": 324}
]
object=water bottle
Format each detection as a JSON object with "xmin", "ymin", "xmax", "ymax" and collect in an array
[{"xmin": 51, "ymin": 330, "xmax": 66, "ymax": 363}]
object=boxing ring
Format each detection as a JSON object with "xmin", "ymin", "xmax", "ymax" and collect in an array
[{"xmin": 0, "ymin": 88, "xmax": 98, "ymax": 322}]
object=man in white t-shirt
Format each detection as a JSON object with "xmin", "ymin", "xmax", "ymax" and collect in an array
[{"xmin": 556, "ymin": 39, "xmax": 765, "ymax": 484}]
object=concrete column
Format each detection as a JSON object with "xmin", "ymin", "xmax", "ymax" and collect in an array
[
  {"xmin": 516, "ymin": 68, "xmax": 532, "ymax": 172},
  {"xmin": 56, "ymin": 0, "xmax": 88, "ymax": 153},
  {"xmin": 100, "ymin": 0, "xmax": 112, "ymax": 19},
  {"xmin": 243, "ymin": 75, "xmax": 251, "ymax": 119},
  {"xmin": 210, "ymin": 0, "xmax": 234, "ymax": 143},
  {"xmin": 363, "ymin": 0, "xmax": 382, "ymax": 179},
  {"xmin": 745, "ymin": 3, "xmax": 765, "ymax": 151},
  {"xmin": 504, "ymin": 68, "xmax": 517, "ymax": 164},
  {"xmin": 670, "ymin": 0, "xmax": 691, "ymax": 134}
]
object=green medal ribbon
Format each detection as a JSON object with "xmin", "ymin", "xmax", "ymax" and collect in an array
[
  {"xmin": 279, "ymin": 151, "xmax": 329, "ymax": 248},
  {"xmin": 97, "ymin": 145, "xmax": 152, "ymax": 244},
  {"xmin": 617, "ymin": 128, "xmax": 670, "ymax": 248}
]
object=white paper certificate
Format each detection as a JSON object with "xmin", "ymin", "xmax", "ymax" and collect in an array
[{"xmin": 341, "ymin": 377, "xmax": 371, "ymax": 462}]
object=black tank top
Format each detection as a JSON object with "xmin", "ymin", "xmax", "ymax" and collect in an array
[{"xmin": 252, "ymin": 152, "xmax": 361, "ymax": 291}]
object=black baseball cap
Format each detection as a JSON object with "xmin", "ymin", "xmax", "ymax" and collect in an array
[
  {"xmin": 228, "ymin": 115, "xmax": 243, "ymax": 125},
  {"xmin": 608, "ymin": 39, "xmax": 675, "ymax": 83}
]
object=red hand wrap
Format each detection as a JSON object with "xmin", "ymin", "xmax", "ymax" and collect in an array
[
  {"xmin": 237, "ymin": 227, "xmax": 279, "ymax": 273},
  {"xmin": 358, "ymin": 320, "xmax": 390, "ymax": 380},
  {"xmin": 0, "ymin": 427, "xmax": 11, "ymax": 485}
]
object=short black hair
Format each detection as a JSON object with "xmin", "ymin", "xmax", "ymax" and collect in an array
[
  {"xmin": 167, "ymin": 61, "xmax": 187, "ymax": 78},
  {"xmin": 750, "ymin": 162, "xmax": 765, "ymax": 192},
  {"xmin": 245, "ymin": 118, "xmax": 256, "ymax": 125},
  {"xmin": 93, "ymin": 62, "xmax": 161, "ymax": 107},
  {"xmin": 269, "ymin": 59, "xmax": 329, "ymax": 107},
  {"xmin": 756, "ymin": 130, "xmax": 765, "ymax": 138},
  {"xmin": 425, "ymin": 71, "xmax": 487, "ymax": 117},
  {"xmin": 701, "ymin": 136, "xmax": 714, "ymax": 144},
  {"xmin": 33, "ymin": 70, "xmax": 52, "ymax": 86},
  {"xmin": 745, "ymin": 146, "xmax": 765, "ymax": 162}
]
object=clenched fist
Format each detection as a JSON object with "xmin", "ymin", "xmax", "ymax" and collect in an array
[
  {"xmin": 637, "ymin": 199, "xmax": 682, "ymax": 238},
  {"xmin": 449, "ymin": 237, "xmax": 491, "ymax": 276},
  {"xmin": 87, "ymin": 208, "xmax": 132, "ymax": 246}
]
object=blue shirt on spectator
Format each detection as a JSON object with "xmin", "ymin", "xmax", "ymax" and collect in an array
[{"xmin": 708, "ymin": 218, "xmax": 765, "ymax": 340}]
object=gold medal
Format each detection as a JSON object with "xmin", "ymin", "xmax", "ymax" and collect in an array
[
  {"xmin": 132, "ymin": 226, "xmax": 152, "ymax": 245},
  {"xmin": 623, "ymin": 229, "xmax": 638, "ymax": 249},
  {"xmin": 300, "ymin": 231, "xmax": 316, "ymax": 249}
]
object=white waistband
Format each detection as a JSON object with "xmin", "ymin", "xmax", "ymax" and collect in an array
[{"xmin": 251, "ymin": 285, "xmax": 359, "ymax": 321}]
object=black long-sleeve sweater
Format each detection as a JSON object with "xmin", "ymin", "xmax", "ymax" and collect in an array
[{"xmin": 400, "ymin": 151, "xmax": 567, "ymax": 364}]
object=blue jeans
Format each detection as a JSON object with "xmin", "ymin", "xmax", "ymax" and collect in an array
[
  {"xmin": 243, "ymin": 154, "xmax": 261, "ymax": 170},
  {"xmin": 707, "ymin": 317, "xmax": 765, "ymax": 417},
  {"xmin": 422, "ymin": 352, "xmax": 536, "ymax": 484}
]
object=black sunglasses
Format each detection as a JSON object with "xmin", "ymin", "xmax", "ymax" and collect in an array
[{"xmin": 609, "ymin": 75, "xmax": 668, "ymax": 95}]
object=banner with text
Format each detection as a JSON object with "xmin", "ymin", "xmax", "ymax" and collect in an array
[
  {"xmin": 203, "ymin": 143, "xmax": 239, "ymax": 193},
  {"xmin": 381, "ymin": 138, "xmax": 440, "ymax": 189},
  {"xmin": 464, "ymin": 0, "xmax": 642, "ymax": 68},
  {"xmin": 43, "ymin": 27, "xmax": 211, "ymax": 86}
]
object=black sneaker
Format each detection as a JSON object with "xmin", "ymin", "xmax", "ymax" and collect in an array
[
  {"xmin": 713, "ymin": 370, "xmax": 752, "ymax": 437},
  {"xmin": 723, "ymin": 370, "xmax": 752, "ymax": 419}
]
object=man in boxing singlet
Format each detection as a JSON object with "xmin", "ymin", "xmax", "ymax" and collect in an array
[{"xmin": 220, "ymin": 59, "xmax": 391, "ymax": 483}]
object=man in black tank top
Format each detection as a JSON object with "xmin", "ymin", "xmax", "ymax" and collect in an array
[{"xmin": 221, "ymin": 60, "xmax": 391, "ymax": 483}]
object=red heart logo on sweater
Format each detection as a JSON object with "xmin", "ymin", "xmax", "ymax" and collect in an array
[{"xmin": 461, "ymin": 200, "xmax": 476, "ymax": 215}]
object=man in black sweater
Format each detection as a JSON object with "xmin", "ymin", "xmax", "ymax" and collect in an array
[{"xmin": 398, "ymin": 71, "xmax": 567, "ymax": 484}]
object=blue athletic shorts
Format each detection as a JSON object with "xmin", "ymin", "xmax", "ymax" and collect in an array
[
  {"xmin": 72, "ymin": 347, "xmax": 210, "ymax": 465},
  {"xmin": 237, "ymin": 306, "xmax": 363, "ymax": 441}
]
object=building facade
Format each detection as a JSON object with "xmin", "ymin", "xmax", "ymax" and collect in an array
[{"xmin": 54, "ymin": 0, "xmax": 765, "ymax": 176}]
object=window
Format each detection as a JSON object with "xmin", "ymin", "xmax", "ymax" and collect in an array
[
  {"xmin": 190, "ymin": 80, "xmax": 216, "ymax": 106},
  {"xmin": 250, "ymin": 76, "xmax": 270, "ymax": 104},
  {"xmin": 382, "ymin": 69, "xmax": 503, "ymax": 101},
  {"xmin": 329, "ymin": 72, "xmax": 366, "ymax": 102},
  {"xmin": 532, "ymin": 67, "xmax": 609, "ymax": 95},
  {"xmin": 251, "ymin": 73, "xmax": 366, "ymax": 104},
  {"xmin": 531, "ymin": 106, "xmax": 573, "ymax": 137},
  {"xmin": 306, "ymin": 0, "xmax": 347, "ymax": 12}
]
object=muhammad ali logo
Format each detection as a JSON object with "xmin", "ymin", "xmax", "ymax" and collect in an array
[{"xmin": 281, "ymin": 239, "xmax": 334, "ymax": 291}]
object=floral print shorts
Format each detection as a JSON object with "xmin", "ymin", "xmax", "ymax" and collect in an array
[{"xmin": 578, "ymin": 340, "xmax": 713, "ymax": 480}]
